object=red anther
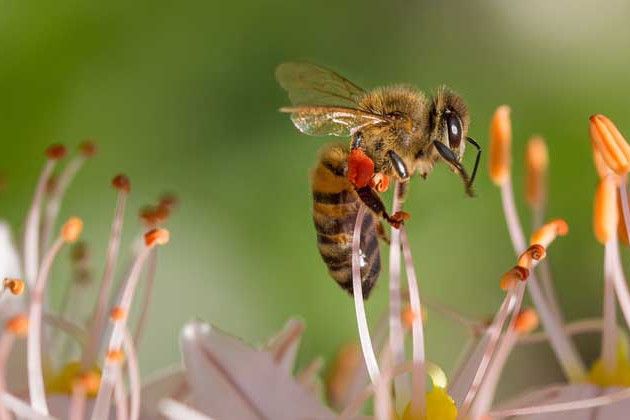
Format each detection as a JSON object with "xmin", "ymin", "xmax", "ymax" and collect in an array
[
  {"xmin": 370, "ymin": 173, "xmax": 390, "ymax": 192},
  {"xmin": 388, "ymin": 211, "xmax": 411, "ymax": 229},
  {"xmin": 144, "ymin": 228, "xmax": 170, "ymax": 247},
  {"xmin": 499, "ymin": 266, "xmax": 529, "ymax": 291},
  {"xmin": 46, "ymin": 144, "xmax": 67, "ymax": 160},
  {"xmin": 79, "ymin": 140, "xmax": 97, "ymax": 157},
  {"xmin": 347, "ymin": 149, "xmax": 374, "ymax": 188},
  {"xmin": 111, "ymin": 174, "xmax": 131, "ymax": 193}
]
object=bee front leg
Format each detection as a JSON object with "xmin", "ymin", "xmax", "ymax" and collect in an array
[{"xmin": 355, "ymin": 186, "xmax": 410, "ymax": 229}]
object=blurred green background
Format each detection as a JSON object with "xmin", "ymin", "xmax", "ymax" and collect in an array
[{"xmin": 1, "ymin": 0, "xmax": 630, "ymax": 400}]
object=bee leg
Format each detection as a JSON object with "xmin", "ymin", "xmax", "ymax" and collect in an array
[
  {"xmin": 355, "ymin": 186, "xmax": 410, "ymax": 229},
  {"xmin": 376, "ymin": 221, "xmax": 391, "ymax": 245},
  {"xmin": 433, "ymin": 140, "xmax": 475, "ymax": 197},
  {"xmin": 387, "ymin": 150, "xmax": 410, "ymax": 180}
]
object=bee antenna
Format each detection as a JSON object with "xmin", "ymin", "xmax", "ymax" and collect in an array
[
  {"xmin": 465, "ymin": 137, "xmax": 482, "ymax": 191},
  {"xmin": 433, "ymin": 140, "xmax": 475, "ymax": 197}
]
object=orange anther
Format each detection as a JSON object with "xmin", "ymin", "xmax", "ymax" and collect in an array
[
  {"xmin": 499, "ymin": 266, "xmax": 529, "ymax": 291},
  {"xmin": 144, "ymin": 228, "xmax": 170, "ymax": 247},
  {"xmin": 347, "ymin": 149, "xmax": 375, "ymax": 188},
  {"xmin": 489, "ymin": 105, "xmax": 511, "ymax": 186},
  {"xmin": 525, "ymin": 136, "xmax": 548, "ymax": 208},
  {"xmin": 517, "ymin": 244, "xmax": 546, "ymax": 269},
  {"xmin": 589, "ymin": 114, "xmax": 630, "ymax": 176},
  {"xmin": 401, "ymin": 305, "xmax": 417, "ymax": 329},
  {"xmin": 514, "ymin": 308, "xmax": 539, "ymax": 334},
  {"xmin": 62, "ymin": 217, "xmax": 83, "ymax": 243},
  {"xmin": 3, "ymin": 278, "xmax": 24, "ymax": 295},
  {"xmin": 617, "ymin": 191, "xmax": 630, "ymax": 246},
  {"xmin": 6, "ymin": 315, "xmax": 28, "ymax": 337},
  {"xmin": 110, "ymin": 307, "xmax": 126, "ymax": 321},
  {"xmin": 530, "ymin": 219, "xmax": 569, "ymax": 247},
  {"xmin": 594, "ymin": 176, "xmax": 618, "ymax": 244},
  {"xmin": 79, "ymin": 140, "xmax": 97, "ymax": 157},
  {"xmin": 371, "ymin": 173, "xmax": 390, "ymax": 192},
  {"xmin": 76, "ymin": 371, "xmax": 101, "ymax": 394},
  {"xmin": 106, "ymin": 349, "xmax": 125, "ymax": 363},
  {"xmin": 45, "ymin": 144, "xmax": 67, "ymax": 160},
  {"xmin": 111, "ymin": 174, "xmax": 131, "ymax": 193}
]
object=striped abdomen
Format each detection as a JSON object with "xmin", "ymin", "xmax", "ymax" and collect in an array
[{"xmin": 311, "ymin": 144, "xmax": 381, "ymax": 299}]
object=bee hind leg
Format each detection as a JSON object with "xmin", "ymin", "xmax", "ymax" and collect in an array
[
  {"xmin": 376, "ymin": 221, "xmax": 390, "ymax": 245},
  {"xmin": 355, "ymin": 186, "xmax": 410, "ymax": 229}
]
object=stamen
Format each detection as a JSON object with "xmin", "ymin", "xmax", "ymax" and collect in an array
[
  {"xmin": 374, "ymin": 348, "xmax": 393, "ymax": 420},
  {"xmin": 6, "ymin": 315, "xmax": 28, "ymax": 337},
  {"xmin": 0, "ymin": 323, "xmax": 18, "ymax": 420},
  {"xmin": 489, "ymin": 105, "xmax": 512, "ymax": 186},
  {"xmin": 110, "ymin": 307, "xmax": 126, "ymax": 321},
  {"xmin": 23, "ymin": 146, "xmax": 66, "ymax": 288},
  {"xmin": 0, "ymin": 393, "xmax": 57, "ymax": 420},
  {"xmin": 525, "ymin": 136, "xmax": 548, "ymax": 215},
  {"xmin": 400, "ymin": 227, "xmax": 426, "ymax": 417},
  {"xmin": 82, "ymin": 174, "xmax": 130, "ymax": 370},
  {"xmin": 388, "ymin": 181, "xmax": 409, "ymax": 405},
  {"xmin": 595, "ymin": 176, "xmax": 619, "ymax": 244},
  {"xmin": 350, "ymin": 205, "xmax": 379, "ymax": 384},
  {"xmin": 69, "ymin": 383, "xmax": 86, "ymax": 420},
  {"xmin": 589, "ymin": 114, "xmax": 630, "ymax": 176},
  {"xmin": 530, "ymin": 219, "xmax": 569, "ymax": 248},
  {"xmin": 28, "ymin": 219, "xmax": 80, "ymax": 415},
  {"xmin": 113, "ymin": 365, "xmax": 129, "ymax": 420},
  {"xmin": 133, "ymin": 249, "xmax": 158, "ymax": 346},
  {"xmin": 123, "ymin": 330, "xmax": 141, "ymax": 420},
  {"xmin": 514, "ymin": 308, "xmax": 540, "ymax": 334},
  {"xmin": 45, "ymin": 144, "xmax": 67, "ymax": 160},
  {"xmin": 593, "ymin": 143, "xmax": 613, "ymax": 179},
  {"xmin": 41, "ymin": 142, "xmax": 95, "ymax": 252},
  {"xmin": 158, "ymin": 398, "xmax": 214, "ymax": 420},
  {"xmin": 2, "ymin": 278, "xmax": 24, "ymax": 296},
  {"xmin": 499, "ymin": 266, "xmax": 529, "ymax": 291},
  {"xmin": 91, "ymin": 231, "xmax": 167, "ymax": 419},
  {"xmin": 602, "ymin": 240, "xmax": 618, "ymax": 374},
  {"xmin": 326, "ymin": 343, "xmax": 362, "ymax": 410},
  {"xmin": 517, "ymin": 244, "xmax": 547, "ymax": 269}
]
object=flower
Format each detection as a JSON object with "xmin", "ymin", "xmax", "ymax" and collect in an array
[{"xmin": 0, "ymin": 143, "xmax": 175, "ymax": 419}]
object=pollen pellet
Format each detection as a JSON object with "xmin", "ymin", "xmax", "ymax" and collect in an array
[
  {"xmin": 3, "ymin": 278, "xmax": 24, "ymax": 295},
  {"xmin": 106, "ymin": 349, "xmax": 125, "ymax": 363},
  {"xmin": 144, "ymin": 228, "xmax": 170, "ymax": 246},
  {"xmin": 110, "ymin": 307, "xmax": 126, "ymax": 321},
  {"xmin": 499, "ymin": 266, "xmax": 529, "ymax": 291},
  {"xmin": 594, "ymin": 176, "xmax": 618, "ymax": 244},
  {"xmin": 514, "ymin": 308, "xmax": 539, "ymax": 334},
  {"xmin": 347, "ymin": 148, "xmax": 374, "ymax": 188},
  {"xmin": 589, "ymin": 114, "xmax": 630, "ymax": 176},
  {"xmin": 489, "ymin": 105, "xmax": 511, "ymax": 186},
  {"xmin": 112, "ymin": 174, "xmax": 131, "ymax": 193},
  {"xmin": 62, "ymin": 217, "xmax": 84, "ymax": 243},
  {"xmin": 45, "ymin": 144, "xmax": 67, "ymax": 160},
  {"xmin": 6, "ymin": 315, "xmax": 28, "ymax": 336},
  {"xmin": 525, "ymin": 136, "xmax": 548, "ymax": 208}
]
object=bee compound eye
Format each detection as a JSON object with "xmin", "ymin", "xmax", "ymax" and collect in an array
[{"xmin": 445, "ymin": 111, "xmax": 463, "ymax": 149}]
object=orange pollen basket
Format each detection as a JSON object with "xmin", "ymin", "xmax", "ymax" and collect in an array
[{"xmin": 347, "ymin": 149, "xmax": 375, "ymax": 188}]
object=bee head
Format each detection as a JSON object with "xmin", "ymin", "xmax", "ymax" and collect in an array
[{"xmin": 429, "ymin": 87, "xmax": 470, "ymax": 161}]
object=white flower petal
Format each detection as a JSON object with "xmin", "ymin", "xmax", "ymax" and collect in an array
[
  {"xmin": 264, "ymin": 318, "xmax": 304, "ymax": 372},
  {"xmin": 140, "ymin": 367, "xmax": 189, "ymax": 420},
  {"xmin": 493, "ymin": 383, "xmax": 630, "ymax": 419},
  {"xmin": 180, "ymin": 320, "xmax": 334, "ymax": 420}
]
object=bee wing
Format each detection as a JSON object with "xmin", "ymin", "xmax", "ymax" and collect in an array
[
  {"xmin": 276, "ymin": 62, "xmax": 366, "ymax": 107},
  {"xmin": 280, "ymin": 106, "xmax": 389, "ymax": 137}
]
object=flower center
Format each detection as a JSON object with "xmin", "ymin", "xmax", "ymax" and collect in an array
[
  {"xmin": 401, "ymin": 387, "xmax": 457, "ymax": 420},
  {"xmin": 45, "ymin": 361, "xmax": 101, "ymax": 397}
]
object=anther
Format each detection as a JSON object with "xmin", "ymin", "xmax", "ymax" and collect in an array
[
  {"xmin": 3, "ymin": 278, "xmax": 25, "ymax": 295},
  {"xmin": 144, "ymin": 228, "xmax": 170, "ymax": 247},
  {"xmin": 79, "ymin": 140, "xmax": 98, "ymax": 158},
  {"xmin": 489, "ymin": 105, "xmax": 511, "ymax": 186},
  {"xmin": 110, "ymin": 307, "xmax": 126, "ymax": 321},
  {"xmin": 106, "ymin": 349, "xmax": 125, "ymax": 363},
  {"xmin": 594, "ymin": 176, "xmax": 618, "ymax": 244},
  {"xmin": 499, "ymin": 266, "xmax": 529, "ymax": 291},
  {"xmin": 62, "ymin": 217, "xmax": 84, "ymax": 243},
  {"xmin": 514, "ymin": 308, "xmax": 539, "ymax": 334},
  {"xmin": 589, "ymin": 114, "xmax": 630, "ymax": 176},
  {"xmin": 6, "ymin": 314, "xmax": 28, "ymax": 337},
  {"xmin": 530, "ymin": 219, "xmax": 569, "ymax": 247},
  {"xmin": 45, "ymin": 144, "xmax": 67, "ymax": 160},
  {"xmin": 76, "ymin": 371, "xmax": 101, "ymax": 394},
  {"xmin": 525, "ymin": 136, "xmax": 548, "ymax": 208},
  {"xmin": 159, "ymin": 193, "xmax": 179, "ymax": 211},
  {"xmin": 111, "ymin": 174, "xmax": 131, "ymax": 193},
  {"xmin": 401, "ymin": 305, "xmax": 425, "ymax": 330},
  {"xmin": 517, "ymin": 244, "xmax": 546, "ymax": 269}
]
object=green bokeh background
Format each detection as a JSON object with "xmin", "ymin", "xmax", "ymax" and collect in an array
[{"xmin": 1, "ymin": 0, "xmax": 629, "ymax": 400}]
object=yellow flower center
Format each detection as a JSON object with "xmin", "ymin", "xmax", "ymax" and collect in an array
[
  {"xmin": 588, "ymin": 338, "xmax": 630, "ymax": 387},
  {"xmin": 401, "ymin": 387, "xmax": 458, "ymax": 420},
  {"xmin": 45, "ymin": 362, "xmax": 101, "ymax": 397}
]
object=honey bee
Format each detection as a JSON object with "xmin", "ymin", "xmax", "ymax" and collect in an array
[{"xmin": 277, "ymin": 62, "xmax": 480, "ymax": 298}]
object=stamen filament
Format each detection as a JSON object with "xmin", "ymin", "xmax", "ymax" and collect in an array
[
  {"xmin": 69, "ymin": 383, "xmax": 87, "ymax": 420},
  {"xmin": 158, "ymin": 399, "xmax": 214, "ymax": 420},
  {"xmin": 0, "ymin": 331, "xmax": 16, "ymax": 420},
  {"xmin": 0, "ymin": 393, "xmax": 57, "ymax": 420},
  {"xmin": 124, "ymin": 329, "xmax": 141, "ymax": 420},
  {"xmin": 133, "ymin": 249, "xmax": 158, "ymax": 346},
  {"xmin": 400, "ymin": 228, "xmax": 426, "ymax": 416},
  {"xmin": 27, "ymin": 237, "xmax": 65, "ymax": 415},
  {"xmin": 114, "ymin": 366, "xmax": 129, "ymax": 420},
  {"xmin": 351, "ymin": 205, "xmax": 379, "ymax": 384},
  {"xmin": 619, "ymin": 177, "xmax": 630, "ymax": 246},
  {"xmin": 83, "ymin": 181, "xmax": 129, "ymax": 369},
  {"xmin": 602, "ymin": 240, "xmax": 618, "ymax": 373}
]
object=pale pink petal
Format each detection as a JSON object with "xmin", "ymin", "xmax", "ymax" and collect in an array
[
  {"xmin": 264, "ymin": 318, "xmax": 304, "ymax": 373},
  {"xmin": 140, "ymin": 367, "xmax": 189, "ymax": 420},
  {"xmin": 180, "ymin": 320, "xmax": 335, "ymax": 420},
  {"xmin": 46, "ymin": 395, "xmax": 115, "ymax": 419},
  {"xmin": 493, "ymin": 383, "xmax": 630, "ymax": 419},
  {"xmin": 0, "ymin": 222, "xmax": 24, "ymax": 321}
]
